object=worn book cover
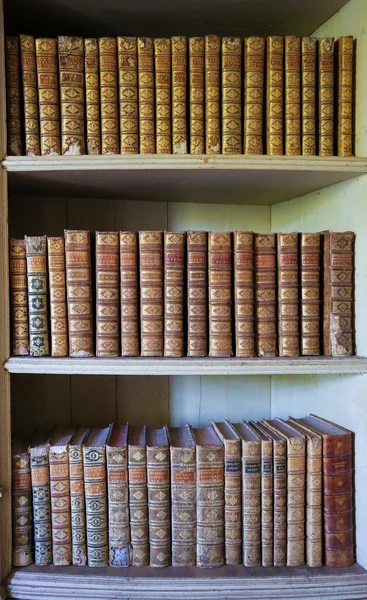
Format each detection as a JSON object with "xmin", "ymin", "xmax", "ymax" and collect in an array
[
  {"xmin": 48, "ymin": 236, "xmax": 68, "ymax": 357},
  {"xmin": 300, "ymin": 233, "xmax": 321, "ymax": 356},
  {"xmin": 120, "ymin": 231, "xmax": 139, "ymax": 356},
  {"xmin": 95, "ymin": 231, "xmax": 119, "ymax": 357},
  {"xmin": 6, "ymin": 36, "xmax": 23, "ymax": 156},
  {"xmin": 84, "ymin": 39, "xmax": 101, "ymax": 155},
  {"xmin": 266, "ymin": 36, "xmax": 284, "ymax": 155},
  {"xmin": 164, "ymin": 232, "xmax": 185, "ymax": 357},
  {"xmin": 69, "ymin": 427, "xmax": 89, "ymax": 566},
  {"xmin": 277, "ymin": 232, "xmax": 299, "ymax": 357},
  {"xmin": 337, "ymin": 36, "xmax": 354, "ymax": 157},
  {"xmin": 208, "ymin": 232, "xmax": 233, "ymax": 357},
  {"xmin": 172, "ymin": 36, "xmax": 187, "ymax": 154},
  {"xmin": 30, "ymin": 433, "xmax": 52, "ymax": 565},
  {"xmin": 138, "ymin": 38, "xmax": 155, "ymax": 153},
  {"xmin": 139, "ymin": 231, "xmax": 163, "ymax": 356},
  {"xmin": 128, "ymin": 426, "xmax": 149, "ymax": 566},
  {"xmin": 99, "ymin": 37, "xmax": 119, "ymax": 154},
  {"xmin": 254, "ymin": 233, "xmax": 277, "ymax": 356},
  {"xmin": 187, "ymin": 231, "xmax": 207, "ymax": 357},
  {"xmin": 19, "ymin": 34, "xmax": 40, "ymax": 156},
  {"xmin": 222, "ymin": 37, "xmax": 242, "ymax": 154},
  {"xmin": 107, "ymin": 423, "xmax": 130, "ymax": 566},
  {"xmin": 189, "ymin": 37, "xmax": 205, "ymax": 154},
  {"xmin": 118, "ymin": 37, "xmax": 138, "ymax": 154},
  {"xmin": 301, "ymin": 37, "xmax": 317, "ymax": 155},
  {"xmin": 154, "ymin": 38, "xmax": 171, "ymax": 154},
  {"xmin": 318, "ymin": 38, "xmax": 335, "ymax": 156},
  {"xmin": 285, "ymin": 36, "xmax": 301, "ymax": 156},
  {"xmin": 35, "ymin": 38, "xmax": 61, "ymax": 155},
  {"xmin": 58, "ymin": 36, "xmax": 85, "ymax": 155},
  {"xmin": 234, "ymin": 231, "xmax": 255, "ymax": 357},
  {"xmin": 25, "ymin": 235, "xmax": 50, "ymax": 356},
  {"xmin": 205, "ymin": 35, "xmax": 221, "ymax": 154},
  {"xmin": 244, "ymin": 37, "xmax": 265, "ymax": 155},
  {"xmin": 9, "ymin": 239, "xmax": 29, "ymax": 356},
  {"xmin": 12, "ymin": 437, "xmax": 33, "ymax": 566}
]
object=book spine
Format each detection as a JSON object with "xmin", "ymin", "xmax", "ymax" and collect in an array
[
  {"xmin": 58, "ymin": 36, "xmax": 85, "ymax": 155},
  {"xmin": 337, "ymin": 36, "xmax": 354, "ymax": 157},
  {"xmin": 128, "ymin": 444, "xmax": 149, "ymax": 566},
  {"xmin": 5, "ymin": 36, "xmax": 23, "ymax": 156},
  {"xmin": 301, "ymin": 37, "xmax": 317, "ymax": 155},
  {"xmin": 107, "ymin": 446, "xmax": 130, "ymax": 566},
  {"xmin": 266, "ymin": 36, "xmax": 284, "ymax": 155},
  {"xmin": 84, "ymin": 39, "xmax": 101, "ymax": 155},
  {"xmin": 285, "ymin": 36, "xmax": 301, "ymax": 156},
  {"xmin": 117, "ymin": 36, "xmax": 138, "ymax": 154},
  {"xmin": 273, "ymin": 439, "xmax": 287, "ymax": 566},
  {"xmin": 9, "ymin": 239, "xmax": 29, "ymax": 356},
  {"xmin": 205, "ymin": 35, "xmax": 221, "ymax": 154},
  {"xmin": 223, "ymin": 439, "xmax": 242, "ymax": 565},
  {"xmin": 12, "ymin": 450, "xmax": 33, "ymax": 566},
  {"xmin": 244, "ymin": 37, "xmax": 265, "ymax": 155},
  {"xmin": 154, "ymin": 38, "xmax": 171, "ymax": 154},
  {"xmin": 300, "ymin": 233, "xmax": 321, "ymax": 356},
  {"xmin": 172, "ymin": 36, "xmax": 187, "ymax": 154},
  {"xmin": 189, "ymin": 37, "xmax": 205, "ymax": 154},
  {"xmin": 170, "ymin": 445, "xmax": 196, "ymax": 566},
  {"xmin": 120, "ymin": 232, "xmax": 139, "ymax": 356},
  {"xmin": 30, "ymin": 450, "xmax": 52, "ymax": 565},
  {"xmin": 69, "ymin": 444, "xmax": 87, "ymax": 566},
  {"xmin": 139, "ymin": 231, "xmax": 163, "ymax": 356},
  {"xmin": 147, "ymin": 445, "xmax": 171, "ymax": 567},
  {"xmin": 234, "ymin": 231, "xmax": 255, "ymax": 357},
  {"xmin": 35, "ymin": 38, "xmax": 61, "ymax": 155},
  {"xmin": 138, "ymin": 38, "xmax": 155, "ymax": 153},
  {"xmin": 65, "ymin": 230, "xmax": 93, "ymax": 357},
  {"xmin": 47, "ymin": 237, "xmax": 68, "ymax": 357},
  {"xmin": 99, "ymin": 37, "xmax": 119, "ymax": 154},
  {"xmin": 254, "ymin": 234, "xmax": 277, "ymax": 356},
  {"xmin": 95, "ymin": 231, "xmax": 119, "ymax": 357},
  {"xmin": 25, "ymin": 235, "xmax": 50, "ymax": 356},
  {"xmin": 83, "ymin": 445, "xmax": 108, "ymax": 566},
  {"xmin": 208, "ymin": 232, "xmax": 233, "ymax": 357},
  {"xmin": 319, "ymin": 38, "xmax": 335, "ymax": 156},
  {"xmin": 305, "ymin": 437, "xmax": 323, "ymax": 567},
  {"xmin": 222, "ymin": 37, "xmax": 242, "ymax": 154},
  {"xmin": 19, "ymin": 34, "xmax": 40, "ymax": 156},
  {"xmin": 49, "ymin": 448, "xmax": 71, "ymax": 565},
  {"xmin": 242, "ymin": 440, "xmax": 261, "ymax": 567},
  {"xmin": 277, "ymin": 233, "xmax": 299, "ymax": 357},
  {"xmin": 287, "ymin": 438, "xmax": 306, "ymax": 566},
  {"xmin": 164, "ymin": 232, "xmax": 185, "ymax": 357},
  {"xmin": 187, "ymin": 231, "xmax": 207, "ymax": 357},
  {"xmin": 261, "ymin": 439, "xmax": 273, "ymax": 567}
]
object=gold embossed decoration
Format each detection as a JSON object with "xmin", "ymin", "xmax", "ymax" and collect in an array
[
  {"xmin": 19, "ymin": 35, "xmax": 40, "ymax": 156},
  {"xmin": 337, "ymin": 36, "xmax": 354, "ymax": 157},
  {"xmin": 266, "ymin": 36, "xmax": 284, "ymax": 155},
  {"xmin": 172, "ymin": 37, "xmax": 187, "ymax": 154},
  {"xmin": 318, "ymin": 38, "xmax": 335, "ymax": 156},
  {"xmin": 84, "ymin": 39, "xmax": 101, "ymax": 154},
  {"xmin": 6, "ymin": 37, "xmax": 24, "ymax": 155},
  {"xmin": 138, "ymin": 38, "xmax": 155, "ymax": 153},
  {"xmin": 118, "ymin": 37, "xmax": 138, "ymax": 154},
  {"xmin": 301, "ymin": 37, "xmax": 317, "ymax": 155},
  {"xmin": 154, "ymin": 39, "xmax": 171, "ymax": 154},
  {"xmin": 205, "ymin": 35, "xmax": 221, "ymax": 153},
  {"xmin": 285, "ymin": 37, "xmax": 301, "ymax": 156},
  {"xmin": 58, "ymin": 36, "xmax": 85, "ymax": 155},
  {"xmin": 35, "ymin": 38, "xmax": 61, "ymax": 155},
  {"xmin": 99, "ymin": 37, "xmax": 119, "ymax": 154},
  {"xmin": 244, "ymin": 37, "xmax": 265, "ymax": 155},
  {"xmin": 189, "ymin": 38, "xmax": 204, "ymax": 154},
  {"xmin": 222, "ymin": 37, "xmax": 242, "ymax": 154}
]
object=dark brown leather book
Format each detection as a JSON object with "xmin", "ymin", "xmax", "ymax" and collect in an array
[
  {"xmin": 318, "ymin": 38, "xmax": 335, "ymax": 157},
  {"xmin": 19, "ymin": 34, "xmax": 40, "ymax": 156},
  {"xmin": 284, "ymin": 36, "xmax": 301, "ymax": 156},
  {"xmin": 30, "ymin": 433, "xmax": 52, "ymax": 565},
  {"xmin": 120, "ymin": 232, "xmax": 139, "ymax": 356},
  {"xmin": 301, "ymin": 37, "xmax": 317, "ymax": 156},
  {"xmin": 336, "ymin": 37, "xmax": 354, "ymax": 157},
  {"xmin": 208, "ymin": 232, "xmax": 233, "ymax": 357},
  {"xmin": 95, "ymin": 231, "xmax": 119, "ymax": 357},
  {"xmin": 107, "ymin": 423, "xmax": 130, "ymax": 567},
  {"xmin": 47, "ymin": 236, "xmax": 68, "ymax": 357},
  {"xmin": 128, "ymin": 426, "xmax": 149, "ymax": 566},
  {"xmin": 277, "ymin": 233, "xmax": 299, "ymax": 356},
  {"xmin": 300, "ymin": 233, "xmax": 321, "ymax": 356},
  {"xmin": 9, "ymin": 239, "xmax": 29, "ymax": 356},
  {"xmin": 25, "ymin": 235, "xmax": 50, "ymax": 356},
  {"xmin": 69, "ymin": 427, "xmax": 90, "ymax": 566},
  {"xmin": 139, "ymin": 231, "xmax": 163, "ymax": 356},
  {"xmin": 254, "ymin": 233, "xmax": 277, "ymax": 356},
  {"xmin": 6, "ymin": 36, "xmax": 23, "ymax": 156},
  {"xmin": 58, "ymin": 36, "xmax": 85, "ymax": 155},
  {"xmin": 164, "ymin": 232, "xmax": 185, "ymax": 357},
  {"xmin": 187, "ymin": 231, "xmax": 207, "ymax": 357},
  {"xmin": 12, "ymin": 437, "xmax": 33, "ymax": 566},
  {"xmin": 234, "ymin": 231, "xmax": 255, "ymax": 357}
]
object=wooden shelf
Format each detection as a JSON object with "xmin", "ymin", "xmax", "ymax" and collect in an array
[{"xmin": 4, "ymin": 155, "xmax": 367, "ymax": 205}]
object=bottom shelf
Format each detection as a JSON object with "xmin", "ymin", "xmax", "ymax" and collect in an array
[{"xmin": 6, "ymin": 564, "xmax": 367, "ymax": 599}]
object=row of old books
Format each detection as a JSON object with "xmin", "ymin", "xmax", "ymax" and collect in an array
[
  {"xmin": 6, "ymin": 34, "xmax": 354, "ymax": 158},
  {"xmin": 9, "ymin": 230, "xmax": 355, "ymax": 359},
  {"xmin": 12, "ymin": 415, "xmax": 354, "ymax": 570}
]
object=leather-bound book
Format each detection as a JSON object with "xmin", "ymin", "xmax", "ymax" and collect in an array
[
  {"xmin": 147, "ymin": 426, "xmax": 171, "ymax": 567},
  {"xmin": 117, "ymin": 37, "xmax": 138, "ymax": 154},
  {"xmin": 212, "ymin": 420, "xmax": 241, "ymax": 565},
  {"xmin": 138, "ymin": 38, "xmax": 155, "ymax": 153},
  {"xmin": 208, "ymin": 232, "xmax": 233, "ymax": 357},
  {"xmin": 65, "ymin": 230, "xmax": 93, "ymax": 357},
  {"xmin": 83, "ymin": 426, "xmax": 111, "ymax": 567},
  {"xmin": 234, "ymin": 231, "xmax": 255, "ymax": 357},
  {"xmin": 323, "ymin": 231, "xmax": 355, "ymax": 355},
  {"xmin": 285, "ymin": 36, "xmax": 301, "ymax": 156},
  {"xmin": 139, "ymin": 231, "xmax": 163, "ymax": 356},
  {"xmin": 337, "ymin": 36, "xmax": 354, "ymax": 157},
  {"xmin": 84, "ymin": 39, "xmax": 101, "ymax": 155},
  {"xmin": 30, "ymin": 433, "xmax": 52, "ymax": 565},
  {"xmin": 9, "ymin": 239, "xmax": 29, "ymax": 356},
  {"xmin": 244, "ymin": 37, "xmax": 265, "ymax": 155},
  {"xmin": 95, "ymin": 231, "xmax": 119, "ymax": 357},
  {"xmin": 254, "ymin": 233, "xmax": 277, "ymax": 356},
  {"xmin": 19, "ymin": 34, "xmax": 40, "ymax": 156},
  {"xmin": 120, "ymin": 231, "xmax": 139, "ymax": 356},
  {"xmin": 35, "ymin": 38, "xmax": 61, "ymax": 155},
  {"xmin": 5, "ymin": 37, "xmax": 23, "ymax": 156},
  {"xmin": 300, "ymin": 233, "xmax": 321, "ymax": 356},
  {"xmin": 12, "ymin": 437, "xmax": 33, "ymax": 566},
  {"xmin": 164, "ymin": 232, "xmax": 185, "ymax": 357},
  {"xmin": 47, "ymin": 237, "xmax": 68, "ymax": 357},
  {"xmin": 128, "ymin": 426, "xmax": 149, "ymax": 566},
  {"xmin": 301, "ymin": 37, "xmax": 317, "ymax": 156},
  {"xmin": 69, "ymin": 427, "xmax": 89, "ymax": 566},
  {"xmin": 58, "ymin": 36, "xmax": 85, "ymax": 155},
  {"xmin": 318, "ymin": 38, "xmax": 335, "ymax": 156},
  {"xmin": 172, "ymin": 36, "xmax": 187, "ymax": 154},
  {"xmin": 222, "ymin": 37, "xmax": 242, "ymax": 154},
  {"xmin": 25, "ymin": 235, "xmax": 50, "ymax": 356},
  {"xmin": 154, "ymin": 38, "xmax": 171, "ymax": 154},
  {"xmin": 187, "ymin": 230, "xmax": 207, "ymax": 357},
  {"xmin": 192, "ymin": 426, "xmax": 224, "ymax": 567},
  {"xmin": 107, "ymin": 423, "xmax": 130, "ymax": 567},
  {"xmin": 205, "ymin": 35, "xmax": 221, "ymax": 154},
  {"xmin": 277, "ymin": 233, "xmax": 299, "ymax": 357},
  {"xmin": 168, "ymin": 425, "xmax": 196, "ymax": 567},
  {"xmin": 189, "ymin": 37, "xmax": 205, "ymax": 154},
  {"xmin": 266, "ymin": 36, "xmax": 284, "ymax": 155},
  {"xmin": 99, "ymin": 38, "xmax": 119, "ymax": 154}
]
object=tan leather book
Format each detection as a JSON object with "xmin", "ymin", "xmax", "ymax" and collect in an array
[
  {"xmin": 19, "ymin": 34, "xmax": 40, "ymax": 156},
  {"xmin": 300, "ymin": 233, "xmax": 321, "ymax": 356},
  {"xmin": 99, "ymin": 37, "xmax": 119, "ymax": 154},
  {"xmin": 212, "ymin": 421, "xmax": 241, "ymax": 565},
  {"xmin": 254, "ymin": 233, "xmax": 277, "ymax": 356},
  {"xmin": 65, "ymin": 230, "xmax": 93, "ymax": 357},
  {"xmin": 139, "ymin": 231, "xmax": 163, "ymax": 356},
  {"xmin": 107, "ymin": 423, "xmax": 130, "ymax": 567},
  {"xmin": 244, "ymin": 37, "xmax": 265, "ymax": 155},
  {"xmin": 47, "ymin": 236, "xmax": 68, "ymax": 357},
  {"xmin": 187, "ymin": 230, "xmax": 207, "ymax": 357},
  {"xmin": 84, "ymin": 39, "xmax": 101, "ymax": 155},
  {"xmin": 12, "ymin": 437, "xmax": 33, "ymax": 566},
  {"xmin": 172, "ymin": 36, "xmax": 187, "ymax": 154},
  {"xmin": 323, "ymin": 231, "xmax": 355, "ymax": 355},
  {"xmin": 318, "ymin": 38, "xmax": 335, "ymax": 156},
  {"xmin": 128, "ymin": 426, "xmax": 149, "ymax": 566},
  {"xmin": 164, "ymin": 232, "xmax": 185, "ymax": 357},
  {"xmin": 192, "ymin": 426, "xmax": 224, "ymax": 567},
  {"xmin": 208, "ymin": 232, "xmax": 233, "ymax": 357},
  {"xmin": 301, "ymin": 37, "xmax": 317, "ymax": 156},
  {"xmin": 277, "ymin": 232, "xmax": 299, "ymax": 357},
  {"xmin": 234, "ymin": 231, "xmax": 255, "ymax": 357},
  {"xmin": 222, "ymin": 37, "xmax": 242, "ymax": 154},
  {"xmin": 285, "ymin": 36, "xmax": 301, "ymax": 156},
  {"xmin": 266, "ymin": 36, "xmax": 284, "ymax": 155},
  {"xmin": 25, "ymin": 235, "xmax": 50, "ymax": 356},
  {"xmin": 9, "ymin": 239, "xmax": 29, "ymax": 356},
  {"xmin": 35, "ymin": 38, "xmax": 61, "ymax": 155},
  {"xmin": 95, "ymin": 231, "xmax": 119, "ymax": 357},
  {"xmin": 154, "ymin": 38, "xmax": 171, "ymax": 154},
  {"xmin": 189, "ymin": 37, "xmax": 205, "ymax": 154},
  {"xmin": 69, "ymin": 427, "xmax": 89, "ymax": 566},
  {"xmin": 30, "ymin": 433, "xmax": 52, "ymax": 565},
  {"xmin": 117, "ymin": 36, "xmax": 138, "ymax": 154},
  {"xmin": 168, "ymin": 425, "xmax": 196, "ymax": 567},
  {"xmin": 58, "ymin": 36, "xmax": 85, "ymax": 155},
  {"xmin": 337, "ymin": 36, "xmax": 354, "ymax": 157},
  {"xmin": 5, "ymin": 37, "xmax": 23, "ymax": 156},
  {"xmin": 205, "ymin": 35, "xmax": 221, "ymax": 154},
  {"xmin": 120, "ymin": 231, "xmax": 139, "ymax": 356},
  {"xmin": 138, "ymin": 38, "xmax": 155, "ymax": 153}
]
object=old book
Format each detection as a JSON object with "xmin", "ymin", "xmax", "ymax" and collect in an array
[
  {"xmin": 337, "ymin": 36, "xmax": 354, "ymax": 157},
  {"xmin": 147, "ymin": 426, "xmax": 171, "ymax": 567},
  {"xmin": 254, "ymin": 233, "xmax": 277, "ymax": 356},
  {"xmin": 164, "ymin": 231, "xmax": 185, "ymax": 357},
  {"xmin": 168, "ymin": 425, "xmax": 196, "ymax": 567},
  {"xmin": 5, "ymin": 37, "xmax": 23, "ymax": 156},
  {"xmin": 277, "ymin": 232, "xmax": 299, "ymax": 357},
  {"xmin": 84, "ymin": 39, "xmax": 101, "ymax": 155},
  {"xmin": 244, "ymin": 37, "xmax": 265, "ymax": 155},
  {"xmin": 212, "ymin": 421, "xmax": 241, "ymax": 565},
  {"xmin": 96, "ymin": 231, "xmax": 119, "ymax": 357},
  {"xmin": 83, "ymin": 426, "xmax": 111, "ymax": 567},
  {"xmin": 266, "ymin": 36, "xmax": 284, "ymax": 155},
  {"xmin": 19, "ymin": 34, "xmax": 40, "ymax": 156},
  {"xmin": 300, "ymin": 233, "xmax": 321, "ymax": 356},
  {"xmin": 323, "ymin": 231, "xmax": 355, "ymax": 355},
  {"xmin": 285, "ymin": 36, "xmax": 301, "ymax": 156},
  {"xmin": 47, "ymin": 237, "xmax": 68, "ymax": 357},
  {"xmin": 154, "ymin": 38, "xmax": 171, "ymax": 154},
  {"xmin": 172, "ymin": 36, "xmax": 187, "ymax": 154},
  {"xmin": 301, "ymin": 37, "xmax": 317, "ymax": 155},
  {"xmin": 99, "ymin": 37, "xmax": 119, "ymax": 154},
  {"xmin": 138, "ymin": 38, "xmax": 155, "ymax": 153},
  {"xmin": 189, "ymin": 37, "xmax": 205, "ymax": 154},
  {"xmin": 12, "ymin": 437, "xmax": 33, "ymax": 566},
  {"xmin": 222, "ymin": 37, "xmax": 242, "ymax": 154},
  {"xmin": 117, "ymin": 36, "xmax": 138, "ymax": 154},
  {"xmin": 107, "ymin": 423, "xmax": 130, "ymax": 567},
  {"xmin": 205, "ymin": 35, "xmax": 221, "ymax": 154},
  {"xmin": 208, "ymin": 232, "xmax": 233, "ymax": 357},
  {"xmin": 192, "ymin": 426, "xmax": 224, "ymax": 567},
  {"xmin": 319, "ymin": 38, "xmax": 335, "ymax": 156},
  {"xmin": 30, "ymin": 433, "xmax": 52, "ymax": 565},
  {"xmin": 69, "ymin": 427, "xmax": 89, "ymax": 566},
  {"xmin": 187, "ymin": 231, "xmax": 207, "ymax": 357},
  {"xmin": 65, "ymin": 230, "xmax": 93, "ymax": 357},
  {"xmin": 139, "ymin": 231, "xmax": 163, "ymax": 357},
  {"xmin": 58, "ymin": 36, "xmax": 85, "ymax": 155},
  {"xmin": 25, "ymin": 235, "xmax": 50, "ymax": 356},
  {"xmin": 128, "ymin": 426, "xmax": 149, "ymax": 566},
  {"xmin": 120, "ymin": 231, "xmax": 139, "ymax": 356},
  {"xmin": 9, "ymin": 239, "xmax": 29, "ymax": 356},
  {"xmin": 234, "ymin": 231, "xmax": 255, "ymax": 357},
  {"xmin": 35, "ymin": 38, "xmax": 61, "ymax": 155}
]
